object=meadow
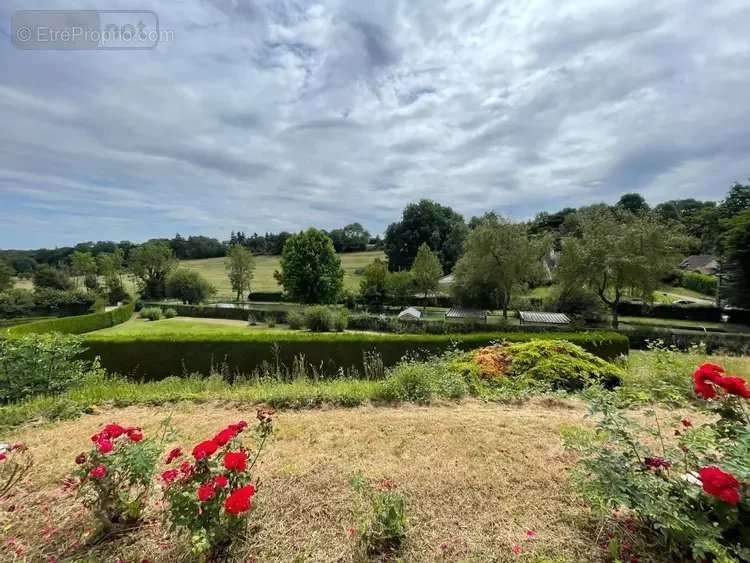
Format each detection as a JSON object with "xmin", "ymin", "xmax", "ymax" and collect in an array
[{"xmin": 180, "ymin": 250, "xmax": 385, "ymax": 298}]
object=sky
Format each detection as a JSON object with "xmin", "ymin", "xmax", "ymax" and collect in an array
[{"xmin": 1, "ymin": 0, "xmax": 750, "ymax": 250}]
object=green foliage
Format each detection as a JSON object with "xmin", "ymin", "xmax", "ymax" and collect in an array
[
  {"xmin": 74, "ymin": 421, "xmax": 163, "ymax": 530},
  {"xmin": 722, "ymin": 208, "xmax": 750, "ymax": 308},
  {"xmin": 558, "ymin": 208, "xmax": 688, "ymax": 328},
  {"xmin": 0, "ymin": 289, "xmax": 36, "ymax": 318},
  {"xmin": 277, "ymin": 228, "xmax": 344, "ymax": 304},
  {"xmin": 164, "ymin": 308, "xmax": 178, "ymax": 319},
  {"xmin": 410, "ymin": 243, "xmax": 443, "ymax": 301},
  {"xmin": 84, "ymin": 272, "xmax": 99, "ymax": 291},
  {"xmin": 69, "ymin": 251, "xmax": 97, "ymax": 282},
  {"xmin": 0, "ymin": 259, "xmax": 13, "ymax": 292},
  {"xmin": 104, "ymin": 274, "xmax": 129, "ymax": 305},
  {"xmin": 351, "ymin": 475, "xmax": 407, "ymax": 557},
  {"xmin": 384, "ymin": 199, "xmax": 468, "ymax": 272},
  {"xmin": 679, "ymin": 271, "xmax": 718, "ymax": 296},
  {"xmin": 564, "ymin": 385, "xmax": 750, "ymax": 562},
  {"xmin": 225, "ymin": 244, "xmax": 255, "ymax": 301},
  {"xmin": 33, "ymin": 265, "xmax": 73, "ymax": 290},
  {"xmin": 302, "ymin": 306, "xmax": 348, "ymax": 332},
  {"xmin": 0, "ymin": 334, "xmax": 97, "ymax": 403},
  {"xmin": 545, "ymin": 285, "xmax": 606, "ymax": 322},
  {"xmin": 360, "ymin": 258, "xmax": 389, "ymax": 309},
  {"xmin": 286, "ymin": 309, "xmax": 305, "ymax": 330},
  {"xmin": 384, "ymin": 270, "xmax": 414, "ymax": 307},
  {"xmin": 329, "ymin": 222, "xmax": 370, "ymax": 252},
  {"xmin": 616, "ymin": 192, "xmax": 650, "ymax": 214},
  {"xmin": 380, "ymin": 359, "xmax": 468, "ymax": 402},
  {"xmin": 140, "ymin": 306, "xmax": 163, "ymax": 321},
  {"xmin": 5, "ymin": 303, "xmax": 134, "ymax": 337},
  {"xmin": 453, "ymin": 214, "xmax": 550, "ymax": 316},
  {"xmin": 165, "ymin": 268, "xmax": 215, "ymax": 304},
  {"xmin": 79, "ymin": 330, "xmax": 628, "ymax": 380},
  {"xmin": 129, "ymin": 241, "xmax": 177, "ymax": 300}
]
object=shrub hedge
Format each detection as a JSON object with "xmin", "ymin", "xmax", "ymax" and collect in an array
[
  {"xmin": 347, "ymin": 313, "xmax": 588, "ymax": 334},
  {"xmin": 616, "ymin": 301, "xmax": 722, "ymax": 322},
  {"xmin": 80, "ymin": 330, "xmax": 628, "ymax": 380},
  {"xmin": 678, "ymin": 271, "xmax": 718, "ymax": 296},
  {"xmin": 623, "ymin": 326, "xmax": 750, "ymax": 355},
  {"xmin": 247, "ymin": 292, "xmax": 285, "ymax": 302},
  {"xmin": 5, "ymin": 303, "xmax": 134, "ymax": 337},
  {"xmin": 143, "ymin": 303, "xmax": 290, "ymax": 323}
]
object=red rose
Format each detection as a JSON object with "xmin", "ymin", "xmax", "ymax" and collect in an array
[
  {"xmin": 681, "ymin": 418, "xmax": 692, "ymax": 428},
  {"xmin": 74, "ymin": 453, "xmax": 87, "ymax": 465},
  {"xmin": 102, "ymin": 423, "xmax": 126, "ymax": 439},
  {"xmin": 224, "ymin": 484, "xmax": 256, "ymax": 515},
  {"xmin": 717, "ymin": 376, "xmax": 750, "ymax": 399},
  {"xmin": 643, "ymin": 457, "xmax": 672, "ymax": 470},
  {"xmin": 179, "ymin": 461, "xmax": 193, "ymax": 477},
  {"xmin": 197, "ymin": 482, "xmax": 216, "ymax": 502},
  {"xmin": 127, "ymin": 428, "xmax": 144, "ymax": 443},
  {"xmin": 165, "ymin": 447, "xmax": 183, "ymax": 464},
  {"xmin": 699, "ymin": 466, "xmax": 742, "ymax": 505},
  {"xmin": 213, "ymin": 475, "xmax": 229, "ymax": 488},
  {"xmin": 0, "ymin": 453, "xmax": 6, "ymax": 462},
  {"xmin": 192, "ymin": 439, "xmax": 219, "ymax": 460},
  {"xmin": 693, "ymin": 363, "xmax": 724, "ymax": 399},
  {"xmin": 224, "ymin": 450, "xmax": 248, "ymax": 472},
  {"xmin": 213, "ymin": 427, "xmax": 238, "ymax": 446},
  {"xmin": 161, "ymin": 469, "xmax": 179, "ymax": 484},
  {"xmin": 96, "ymin": 438, "xmax": 113, "ymax": 454},
  {"xmin": 89, "ymin": 465, "xmax": 107, "ymax": 479}
]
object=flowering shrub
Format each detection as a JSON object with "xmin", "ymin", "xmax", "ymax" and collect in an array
[
  {"xmin": 1, "ymin": 443, "xmax": 32, "ymax": 497},
  {"xmin": 73, "ymin": 422, "xmax": 161, "ymax": 531},
  {"xmin": 162, "ymin": 407, "xmax": 275, "ymax": 559},
  {"xmin": 564, "ymin": 362, "xmax": 750, "ymax": 562},
  {"xmin": 350, "ymin": 474, "xmax": 407, "ymax": 557}
]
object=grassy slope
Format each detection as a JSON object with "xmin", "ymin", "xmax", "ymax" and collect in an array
[{"xmin": 180, "ymin": 250, "xmax": 385, "ymax": 298}]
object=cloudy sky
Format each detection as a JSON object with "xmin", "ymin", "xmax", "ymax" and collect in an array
[{"xmin": 1, "ymin": 0, "xmax": 749, "ymax": 249}]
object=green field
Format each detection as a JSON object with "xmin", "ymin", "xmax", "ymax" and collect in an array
[{"xmin": 180, "ymin": 250, "xmax": 384, "ymax": 298}]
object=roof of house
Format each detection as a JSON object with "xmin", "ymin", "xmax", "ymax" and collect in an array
[
  {"xmin": 680, "ymin": 255, "xmax": 719, "ymax": 272},
  {"xmin": 519, "ymin": 311, "xmax": 571, "ymax": 324},
  {"xmin": 445, "ymin": 307, "xmax": 487, "ymax": 319},
  {"xmin": 398, "ymin": 307, "xmax": 422, "ymax": 319},
  {"xmin": 438, "ymin": 274, "xmax": 454, "ymax": 287}
]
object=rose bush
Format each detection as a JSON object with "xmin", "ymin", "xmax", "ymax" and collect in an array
[
  {"xmin": 564, "ymin": 363, "xmax": 750, "ymax": 562},
  {"xmin": 162, "ymin": 407, "xmax": 275, "ymax": 560},
  {"xmin": 73, "ymin": 422, "xmax": 161, "ymax": 533}
]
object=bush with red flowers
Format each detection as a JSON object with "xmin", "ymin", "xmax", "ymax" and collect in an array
[
  {"xmin": 565, "ymin": 362, "xmax": 750, "ymax": 562},
  {"xmin": 162, "ymin": 408, "xmax": 275, "ymax": 559},
  {"xmin": 73, "ymin": 421, "xmax": 162, "ymax": 533}
]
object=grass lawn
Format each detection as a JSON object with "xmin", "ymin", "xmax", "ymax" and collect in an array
[
  {"xmin": 180, "ymin": 250, "xmax": 385, "ymax": 299},
  {"xmin": 3, "ymin": 399, "xmax": 682, "ymax": 562},
  {"xmin": 92, "ymin": 317, "xmax": 286, "ymax": 335}
]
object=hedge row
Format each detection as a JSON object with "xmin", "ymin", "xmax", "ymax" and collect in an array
[
  {"xmin": 616, "ymin": 301, "xmax": 722, "ymax": 322},
  {"xmin": 144, "ymin": 303, "xmax": 290, "ymax": 323},
  {"xmin": 81, "ymin": 330, "xmax": 629, "ymax": 380},
  {"xmin": 727, "ymin": 309, "xmax": 750, "ymax": 326},
  {"xmin": 5, "ymin": 303, "xmax": 134, "ymax": 337},
  {"xmin": 678, "ymin": 272, "xmax": 718, "ymax": 296},
  {"xmin": 348, "ymin": 313, "xmax": 581, "ymax": 334},
  {"xmin": 624, "ymin": 326, "xmax": 750, "ymax": 355},
  {"xmin": 247, "ymin": 292, "xmax": 285, "ymax": 302}
]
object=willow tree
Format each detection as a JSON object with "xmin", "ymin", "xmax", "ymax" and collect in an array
[{"xmin": 557, "ymin": 208, "xmax": 686, "ymax": 328}]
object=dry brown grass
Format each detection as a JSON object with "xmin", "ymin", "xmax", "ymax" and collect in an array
[{"xmin": 1, "ymin": 400, "xmax": 696, "ymax": 562}]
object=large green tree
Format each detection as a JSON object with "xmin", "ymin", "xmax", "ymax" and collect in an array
[
  {"xmin": 359, "ymin": 258, "xmax": 389, "ymax": 309},
  {"xmin": 384, "ymin": 199, "xmax": 468, "ymax": 272},
  {"xmin": 617, "ymin": 193, "xmax": 650, "ymax": 214},
  {"xmin": 166, "ymin": 269, "xmax": 215, "ymax": 304},
  {"xmin": 33, "ymin": 265, "xmax": 73, "ymax": 290},
  {"xmin": 329, "ymin": 223, "xmax": 370, "ymax": 253},
  {"xmin": 557, "ymin": 209, "xmax": 686, "ymax": 328},
  {"xmin": 721, "ymin": 209, "xmax": 750, "ymax": 308},
  {"xmin": 69, "ymin": 251, "xmax": 97, "ymax": 288},
  {"xmin": 719, "ymin": 182, "xmax": 750, "ymax": 218},
  {"xmin": 452, "ymin": 215, "xmax": 548, "ymax": 317},
  {"xmin": 385, "ymin": 271, "xmax": 414, "ymax": 308},
  {"xmin": 276, "ymin": 229, "xmax": 344, "ymax": 304},
  {"xmin": 410, "ymin": 243, "xmax": 443, "ymax": 305},
  {"xmin": 225, "ymin": 245, "xmax": 256, "ymax": 301},
  {"xmin": 128, "ymin": 241, "xmax": 177, "ymax": 300}
]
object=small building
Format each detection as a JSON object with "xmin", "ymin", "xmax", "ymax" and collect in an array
[
  {"xmin": 680, "ymin": 255, "xmax": 719, "ymax": 276},
  {"xmin": 398, "ymin": 307, "xmax": 423, "ymax": 321},
  {"xmin": 519, "ymin": 311, "xmax": 571, "ymax": 325},
  {"xmin": 445, "ymin": 307, "xmax": 487, "ymax": 321},
  {"xmin": 438, "ymin": 274, "xmax": 455, "ymax": 289}
]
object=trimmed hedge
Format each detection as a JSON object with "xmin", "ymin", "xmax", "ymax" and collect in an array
[
  {"xmin": 679, "ymin": 271, "xmax": 718, "ymax": 296},
  {"xmin": 5, "ymin": 303, "xmax": 134, "ymax": 337},
  {"xmin": 616, "ymin": 301, "xmax": 722, "ymax": 323},
  {"xmin": 727, "ymin": 309, "xmax": 750, "ymax": 326},
  {"xmin": 146, "ymin": 303, "xmax": 290, "ymax": 323},
  {"xmin": 348, "ymin": 313, "xmax": 582, "ymax": 334},
  {"xmin": 80, "ymin": 330, "xmax": 628, "ymax": 380},
  {"xmin": 247, "ymin": 292, "xmax": 285, "ymax": 302},
  {"xmin": 623, "ymin": 326, "xmax": 750, "ymax": 355}
]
